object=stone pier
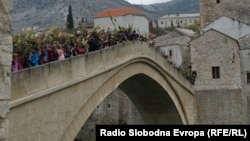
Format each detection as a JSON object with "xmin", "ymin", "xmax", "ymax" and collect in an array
[{"xmin": 0, "ymin": 0, "xmax": 13, "ymax": 140}]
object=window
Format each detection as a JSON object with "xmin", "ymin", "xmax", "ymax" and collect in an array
[
  {"xmin": 217, "ymin": 0, "xmax": 220, "ymax": 4},
  {"xmin": 169, "ymin": 50, "xmax": 172, "ymax": 57},
  {"xmin": 247, "ymin": 72, "xmax": 250, "ymax": 83},
  {"xmin": 212, "ymin": 66, "xmax": 220, "ymax": 79}
]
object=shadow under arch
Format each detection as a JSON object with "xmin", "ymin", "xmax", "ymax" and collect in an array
[
  {"xmin": 60, "ymin": 58, "xmax": 191, "ymax": 141},
  {"xmin": 118, "ymin": 73, "xmax": 183, "ymax": 125}
]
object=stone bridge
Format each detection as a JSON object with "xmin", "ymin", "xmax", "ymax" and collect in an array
[{"xmin": 9, "ymin": 41, "xmax": 195, "ymax": 141}]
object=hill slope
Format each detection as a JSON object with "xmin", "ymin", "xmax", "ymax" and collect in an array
[{"xmin": 12, "ymin": 0, "xmax": 200, "ymax": 33}]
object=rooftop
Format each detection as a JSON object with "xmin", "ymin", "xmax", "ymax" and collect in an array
[
  {"xmin": 159, "ymin": 13, "xmax": 200, "ymax": 19},
  {"xmin": 94, "ymin": 7, "xmax": 145, "ymax": 18},
  {"xmin": 153, "ymin": 31, "xmax": 191, "ymax": 47},
  {"xmin": 176, "ymin": 28, "xmax": 197, "ymax": 37},
  {"xmin": 201, "ymin": 16, "xmax": 250, "ymax": 40}
]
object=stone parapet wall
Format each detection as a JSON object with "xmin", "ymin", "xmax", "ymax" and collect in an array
[
  {"xmin": 11, "ymin": 41, "xmax": 194, "ymax": 103},
  {"xmin": 0, "ymin": 0, "xmax": 13, "ymax": 140}
]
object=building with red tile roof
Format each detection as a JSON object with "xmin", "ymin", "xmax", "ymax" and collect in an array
[
  {"xmin": 94, "ymin": 7, "xmax": 149, "ymax": 38},
  {"xmin": 94, "ymin": 7, "xmax": 145, "ymax": 18}
]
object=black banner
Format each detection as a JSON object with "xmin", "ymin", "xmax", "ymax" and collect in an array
[{"xmin": 96, "ymin": 125, "xmax": 250, "ymax": 140}]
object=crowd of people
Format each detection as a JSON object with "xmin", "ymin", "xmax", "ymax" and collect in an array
[
  {"xmin": 11, "ymin": 25, "xmax": 148, "ymax": 72},
  {"xmin": 11, "ymin": 24, "xmax": 195, "ymax": 85}
]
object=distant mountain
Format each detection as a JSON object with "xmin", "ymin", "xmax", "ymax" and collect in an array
[
  {"xmin": 140, "ymin": 0, "xmax": 199, "ymax": 14},
  {"xmin": 12, "ymin": 0, "xmax": 200, "ymax": 34}
]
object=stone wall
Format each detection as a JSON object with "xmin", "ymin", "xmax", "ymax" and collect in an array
[
  {"xmin": 190, "ymin": 29, "xmax": 248, "ymax": 124},
  {"xmin": 200, "ymin": 0, "xmax": 250, "ymax": 27},
  {"xmin": 239, "ymin": 35, "xmax": 250, "ymax": 123},
  {"xmin": 11, "ymin": 41, "xmax": 193, "ymax": 103},
  {"xmin": 75, "ymin": 88, "xmax": 144, "ymax": 141},
  {"xmin": 0, "ymin": 0, "xmax": 13, "ymax": 140},
  {"xmin": 190, "ymin": 30, "xmax": 241, "ymax": 90},
  {"xmin": 195, "ymin": 89, "xmax": 247, "ymax": 124}
]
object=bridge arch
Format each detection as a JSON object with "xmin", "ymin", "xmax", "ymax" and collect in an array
[
  {"xmin": 60, "ymin": 58, "xmax": 193, "ymax": 140},
  {"xmin": 9, "ymin": 42, "xmax": 194, "ymax": 141}
]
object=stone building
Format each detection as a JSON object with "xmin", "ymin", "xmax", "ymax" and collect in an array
[
  {"xmin": 200, "ymin": 0, "xmax": 250, "ymax": 27},
  {"xmin": 191, "ymin": 0, "xmax": 250, "ymax": 124},
  {"xmin": 238, "ymin": 34, "xmax": 250, "ymax": 122},
  {"xmin": 190, "ymin": 29, "xmax": 247, "ymax": 124},
  {"xmin": 158, "ymin": 13, "xmax": 200, "ymax": 29},
  {"xmin": 238, "ymin": 34, "xmax": 250, "ymax": 89},
  {"xmin": 190, "ymin": 29, "xmax": 241, "ymax": 91},
  {"xmin": 0, "ymin": 0, "xmax": 13, "ymax": 140},
  {"xmin": 201, "ymin": 16, "xmax": 250, "ymax": 40},
  {"xmin": 153, "ymin": 29, "xmax": 195, "ymax": 68}
]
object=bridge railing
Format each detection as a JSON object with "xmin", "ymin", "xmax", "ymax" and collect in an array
[{"xmin": 11, "ymin": 41, "xmax": 193, "ymax": 101}]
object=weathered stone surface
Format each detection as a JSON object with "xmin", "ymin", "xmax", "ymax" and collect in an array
[
  {"xmin": 200, "ymin": 0, "xmax": 250, "ymax": 27},
  {"xmin": 190, "ymin": 30, "xmax": 241, "ymax": 90},
  {"xmin": 0, "ymin": 0, "xmax": 12, "ymax": 33},
  {"xmin": 0, "ymin": 66, "xmax": 11, "ymax": 100},
  {"xmin": 0, "ymin": 101, "xmax": 9, "ymax": 118},
  {"xmin": 0, "ymin": 118, "xmax": 9, "ymax": 140},
  {"xmin": 75, "ymin": 88, "xmax": 144, "ymax": 140},
  {"xmin": 0, "ymin": 0, "xmax": 13, "ymax": 140},
  {"xmin": 190, "ymin": 29, "xmax": 249, "ymax": 124},
  {"xmin": 195, "ymin": 89, "xmax": 247, "ymax": 124}
]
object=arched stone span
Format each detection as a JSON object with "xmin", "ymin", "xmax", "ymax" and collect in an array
[
  {"xmin": 9, "ymin": 42, "xmax": 194, "ymax": 141},
  {"xmin": 60, "ymin": 60, "xmax": 192, "ymax": 141}
]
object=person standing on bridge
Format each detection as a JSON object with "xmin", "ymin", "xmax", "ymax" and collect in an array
[
  {"xmin": 57, "ymin": 43, "xmax": 65, "ymax": 60},
  {"xmin": 131, "ymin": 30, "xmax": 138, "ymax": 42},
  {"xmin": 28, "ymin": 48, "xmax": 40, "ymax": 66},
  {"xmin": 11, "ymin": 53, "xmax": 19, "ymax": 72}
]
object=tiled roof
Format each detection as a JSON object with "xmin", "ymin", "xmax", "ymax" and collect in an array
[{"xmin": 94, "ymin": 7, "xmax": 144, "ymax": 18}]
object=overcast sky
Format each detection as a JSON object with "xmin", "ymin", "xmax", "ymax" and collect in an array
[{"xmin": 126, "ymin": 0, "xmax": 172, "ymax": 5}]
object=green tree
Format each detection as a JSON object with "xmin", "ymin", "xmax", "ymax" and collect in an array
[
  {"xmin": 185, "ymin": 24, "xmax": 200, "ymax": 33},
  {"xmin": 67, "ymin": 4, "xmax": 74, "ymax": 30}
]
